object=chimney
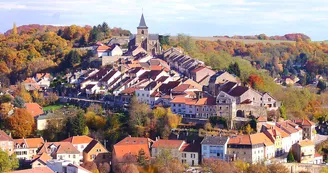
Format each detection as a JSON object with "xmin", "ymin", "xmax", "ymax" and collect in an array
[{"xmin": 193, "ymin": 140, "xmax": 195, "ymax": 144}]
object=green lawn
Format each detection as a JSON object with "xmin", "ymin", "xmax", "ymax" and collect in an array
[{"xmin": 43, "ymin": 104, "xmax": 65, "ymax": 111}]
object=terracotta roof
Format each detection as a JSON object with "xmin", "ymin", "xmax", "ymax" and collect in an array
[
  {"xmin": 277, "ymin": 121, "xmax": 301, "ymax": 134},
  {"xmin": 83, "ymin": 139, "xmax": 107, "ymax": 153},
  {"xmin": 113, "ymin": 137, "xmax": 151, "ymax": 162},
  {"xmin": 38, "ymin": 142, "xmax": 79, "ymax": 155},
  {"xmin": 24, "ymin": 103, "xmax": 44, "ymax": 118},
  {"xmin": 0, "ymin": 130, "xmax": 13, "ymax": 141},
  {"xmin": 14, "ymin": 137, "xmax": 44, "ymax": 148},
  {"xmin": 150, "ymin": 65, "xmax": 163, "ymax": 71},
  {"xmin": 294, "ymin": 119, "xmax": 315, "ymax": 126},
  {"xmin": 314, "ymin": 153, "xmax": 322, "ymax": 158},
  {"xmin": 24, "ymin": 77, "xmax": 37, "ymax": 83},
  {"xmin": 191, "ymin": 66, "xmax": 215, "ymax": 74},
  {"xmin": 172, "ymin": 84, "xmax": 191, "ymax": 93},
  {"xmin": 228, "ymin": 86, "xmax": 249, "ymax": 97},
  {"xmin": 121, "ymin": 88, "xmax": 137, "ymax": 95},
  {"xmin": 171, "ymin": 97, "xmax": 188, "ymax": 104},
  {"xmin": 61, "ymin": 136, "xmax": 94, "ymax": 145},
  {"xmin": 250, "ymin": 133, "xmax": 274, "ymax": 146},
  {"xmin": 36, "ymin": 73, "xmax": 51, "ymax": 79},
  {"xmin": 31, "ymin": 152, "xmax": 52, "ymax": 165},
  {"xmin": 195, "ymin": 97, "xmax": 216, "ymax": 105},
  {"xmin": 150, "ymin": 91, "xmax": 161, "ymax": 97},
  {"xmin": 228, "ymin": 135, "xmax": 251, "ymax": 145},
  {"xmin": 97, "ymin": 45, "xmax": 110, "ymax": 52},
  {"xmin": 152, "ymin": 139, "xmax": 184, "ymax": 150},
  {"xmin": 298, "ymin": 139, "xmax": 314, "ymax": 147},
  {"xmin": 9, "ymin": 167, "xmax": 54, "ymax": 173}
]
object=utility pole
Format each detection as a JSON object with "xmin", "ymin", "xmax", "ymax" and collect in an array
[{"xmin": 104, "ymin": 139, "xmax": 109, "ymax": 149}]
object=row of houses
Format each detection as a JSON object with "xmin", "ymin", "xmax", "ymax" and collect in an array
[
  {"xmin": 0, "ymin": 132, "xmax": 109, "ymax": 173},
  {"xmin": 111, "ymin": 118, "xmax": 321, "ymax": 167}
]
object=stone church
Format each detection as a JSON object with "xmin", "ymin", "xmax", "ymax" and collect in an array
[{"xmin": 129, "ymin": 13, "xmax": 161, "ymax": 55}]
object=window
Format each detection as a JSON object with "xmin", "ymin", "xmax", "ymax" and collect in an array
[
  {"xmin": 81, "ymin": 145, "xmax": 84, "ymax": 149},
  {"xmin": 173, "ymin": 104, "xmax": 176, "ymax": 106},
  {"xmin": 182, "ymin": 153, "xmax": 186, "ymax": 158},
  {"xmin": 73, "ymin": 155, "xmax": 76, "ymax": 158},
  {"xmin": 268, "ymin": 98, "xmax": 271, "ymax": 102},
  {"xmin": 91, "ymin": 154, "xmax": 96, "ymax": 159},
  {"xmin": 96, "ymin": 149, "xmax": 102, "ymax": 152},
  {"xmin": 29, "ymin": 150, "xmax": 34, "ymax": 154}
]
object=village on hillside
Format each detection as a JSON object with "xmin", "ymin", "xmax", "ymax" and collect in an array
[{"xmin": 0, "ymin": 13, "xmax": 328, "ymax": 173}]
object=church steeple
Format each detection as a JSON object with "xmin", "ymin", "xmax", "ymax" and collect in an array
[{"xmin": 138, "ymin": 13, "xmax": 148, "ymax": 29}]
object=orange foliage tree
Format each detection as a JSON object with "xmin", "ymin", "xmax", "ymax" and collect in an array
[
  {"xmin": 247, "ymin": 74, "xmax": 264, "ymax": 89},
  {"xmin": 7, "ymin": 108, "xmax": 34, "ymax": 138}
]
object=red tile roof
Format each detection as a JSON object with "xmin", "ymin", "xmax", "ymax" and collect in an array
[
  {"xmin": 298, "ymin": 139, "xmax": 314, "ymax": 147},
  {"xmin": 121, "ymin": 88, "xmax": 137, "ymax": 95},
  {"xmin": 31, "ymin": 152, "xmax": 52, "ymax": 165},
  {"xmin": 294, "ymin": 119, "xmax": 315, "ymax": 126},
  {"xmin": 97, "ymin": 45, "xmax": 110, "ymax": 52},
  {"xmin": 24, "ymin": 103, "xmax": 44, "ymax": 118},
  {"xmin": 14, "ymin": 137, "xmax": 44, "ymax": 148},
  {"xmin": 172, "ymin": 84, "xmax": 191, "ymax": 93},
  {"xmin": 113, "ymin": 137, "xmax": 151, "ymax": 162},
  {"xmin": 195, "ymin": 97, "xmax": 216, "ymax": 105},
  {"xmin": 61, "ymin": 136, "xmax": 94, "ymax": 145},
  {"xmin": 152, "ymin": 139, "xmax": 184, "ymax": 150},
  {"xmin": 0, "ymin": 130, "xmax": 13, "ymax": 141}
]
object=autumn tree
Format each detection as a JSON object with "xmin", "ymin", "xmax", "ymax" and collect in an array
[
  {"xmin": 85, "ymin": 111, "xmax": 106, "ymax": 130},
  {"xmin": 7, "ymin": 108, "xmax": 34, "ymax": 138},
  {"xmin": 202, "ymin": 158, "xmax": 238, "ymax": 173},
  {"xmin": 81, "ymin": 161, "xmax": 98, "ymax": 173},
  {"xmin": 87, "ymin": 104, "xmax": 103, "ymax": 115},
  {"xmin": 45, "ymin": 92, "xmax": 58, "ymax": 105},
  {"xmin": 267, "ymin": 163, "xmax": 289, "ymax": 173},
  {"xmin": 129, "ymin": 95, "xmax": 151, "ymax": 136},
  {"xmin": 66, "ymin": 111, "xmax": 88, "ymax": 136},
  {"xmin": 246, "ymin": 163, "xmax": 268, "ymax": 173},
  {"xmin": 154, "ymin": 149, "xmax": 184, "ymax": 173},
  {"xmin": 245, "ymin": 124, "xmax": 253, "ymax": 134},
  {"xmin": 137, "ymin": 148, "xmax": 147, "ymax": 166},
  {"xmin": 247, "ymin": 74, "xmax": 264, "ymax": 89},
  {"xmin": 0, "ymin": 150, "xmax": 19, "ymax": 172},
  {"xmin": 12, "ymin": 22, "xmax": 17, "ymax": 35},
  {"xmin": 98, "ymin": 162, "xmax": 110, "ymax": 173}
]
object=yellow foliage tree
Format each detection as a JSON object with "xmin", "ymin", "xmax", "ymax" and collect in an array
[{"xmin": 166, "ymin": 109, "xmax": 181, "ymax": 129}]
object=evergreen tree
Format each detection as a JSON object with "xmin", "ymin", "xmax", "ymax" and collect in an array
[
  {"xmin": 72, "ymin": 112, "xmax": 87, "ymax": 136},
  {"xmin": 227, "ymin": 62, "xmax": 241, "ymax": 77},
  {"xmin": 287, "ymin": 150, "xmax": 295, "ymax": 163},
  {"xmin": 12, "ymin": 96, "xmax": 25, "ymax": 108},
  {"xmin": 57, "ymin": 29, "xmax": 63, "ymax": 36},
  {"xmin": 66, "ymin": 50, "xmax": 81, "ymax": 67}
]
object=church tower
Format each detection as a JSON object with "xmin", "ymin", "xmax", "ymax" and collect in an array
[{"xmin": 135, "ymin": 13, "xmax": 149, "ymax": 50}]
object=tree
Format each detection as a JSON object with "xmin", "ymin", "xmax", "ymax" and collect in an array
[
  {"xmin": 287, "ymin": 150, "xmax": 295, "ymax": 163},
  {"xmin": 228, "ymin": 62, "xmax": 241, "ymax": 77},
  {"xmin": 72, "ymin": 112, "xmax": 87, "ymax": 136},
  {"xmin": 65, "ymin": 50, "xmax": 81, "ymax": 67},
  {"xmin": 7, "ymin": 108, "xmax": 34, "ymax": 138},
  {"xmin": 0, "ymin": 151, "xmax": 19, "ymax": 172},
  {"xmin": 81, "ymin": 161, "xmax": 98, "ymax": 172},
  {"xmin": 12, "ymin": 22, "xmax": 17, "ymax": 35},
  {"xmin": 87, "ymin": 104, "xmax": 103, "ymax": 115},
  {"xmin": 246, "ymin": 163, "xmax": 268, "ymax": 173},
  {"xmin": 12, "ymin": 96, "xmax": 25, "ymax": 108},
  {"xmin": 234, "ymin": 160, "xmax": 249, "ymax": 172},
  {"xmin": 129, "ymin": 95, "xmax": 151, "ymax": 132},
  {"xmin": 204, "ymin": 122, "xmax": 212, "ymax": 131},
  {"xmin": 247, "ymin": 74, "xmax": 264, "ymax": 89},
  {"xmin": 317, "ymin": 80, "xmax": 327, "ymax": 93},
  {"xmin": 267, "ymin": 163, "xmax": 289, "ymax": 173},
  {"xmin": 245, "ymin": 124, "xmax": 253, "ymax": 134},
  {"xmin": 45, "ymin": 92, "xmax": 58, "ymax": 105},
  {"xmin": 32, "ymin": 90, "xmax": 45, "ymax": 106},
  {"xmin": 202, "ymin": 158, "xmax": 238, "ymax": 173},
  {"xmin": 154, "ymin": 149, "xmax": 184, "ymax": 173},
  {"xmin": 166, "ymin": 109, "xmax": 181, "ymax": 128},
  {"xmin": 279, "ymin": 105, "xmax": 287, "ymax": 120},
  {"xmin": 98, "ymin": 162, "xmax": 110, "ymax": 173},
  {"xmin": 137, "ymin": 148, "xmax": 147, "ymax": 166}
]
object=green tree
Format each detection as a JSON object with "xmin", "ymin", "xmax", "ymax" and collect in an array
[
  {"xmin": 287, "ymin": 150, "xmax": 295, "ymax": 163},
  {"xmin": 12, "ymin": 96, "xmax": 25, "ymax": 108},
  {"xmin": 279, "ymin": 105, "xmax": 287, "ymax": 120},
  {"xmin": 0, "ymin": 150, "xmax": 19, "ymax": 172},
  {"xmin": 72, "ymin": 112, "xmax": 87, "ymax": 136},
  {"xmin": 228, "ymin": 62, "xmax": 241, "ymax": 77},
  {"xmin": 66, "ymin": 50, "xmax": 81, "ymax": 67}
]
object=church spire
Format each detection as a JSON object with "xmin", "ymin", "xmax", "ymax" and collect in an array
[{"xmin": 138, "ymin": 13, "xmax": 148, "ymax": 29}]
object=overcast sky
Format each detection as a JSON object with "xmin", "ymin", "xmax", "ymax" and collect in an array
[{"xmin": 0, "ymin": 0, "xmax": 328, "ymax": 40}]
